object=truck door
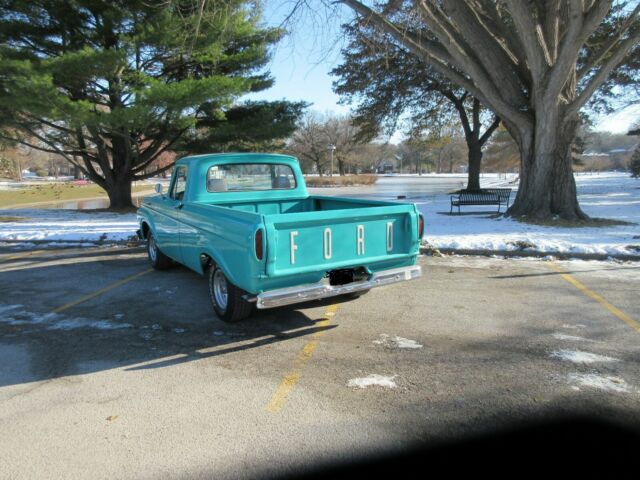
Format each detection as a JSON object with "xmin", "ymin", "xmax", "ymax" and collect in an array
[{"xmin": 154, "ymin": 166, "xmax": 187, "ymax": 262}]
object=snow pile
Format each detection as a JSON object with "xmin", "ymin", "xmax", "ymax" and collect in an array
[
  {"xmin": 373, "ymin": 334, "xmax": 423, "ymax": 349},
  {"xmin": 0, "ymin": 208, "xmax": 137, "ymax": 243},
  {"xmin": 568, "ymin": 373, "xmax": 631, "ymax": 393},
  {"xmin": 552, "ymin": 333, "xmax": 594, "ymax": 342},
  {"xmin": 550, "ymin": 349, "xmax": 618, "ymax": 364},
  {"xmin": 420, "ymin": 172, "xmax": 640, "ymax": 257},
  {"xmin": 347, "ymin": 374, "xmax": 397, "ymax": 389},
  {"xmin": 0, "ymin": 304, "xmax": 133, "ymax": 331}
]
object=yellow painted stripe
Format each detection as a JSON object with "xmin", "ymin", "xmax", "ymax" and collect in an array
[
  {"xmin": 1, "ymin": 249, "xmax": 47, "ymax": 263},
  {"xmin": 551, "ymin": 263, "xmax": 640, "ymax": 333},
  {"xmin": 52, "ymin": 268, "xmax": 153, "ymax": 314},
  {"xmin": 266, "ymin": 304, "xmax": 338, "ymax": 413}
]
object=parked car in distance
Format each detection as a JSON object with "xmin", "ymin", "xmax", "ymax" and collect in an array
[{"xmin": 137, "ymin": 153, "xmax": 424, "ymax": 321}]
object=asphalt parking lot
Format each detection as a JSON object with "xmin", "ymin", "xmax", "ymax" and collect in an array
[{"xmin": 1, "ymin": 246, "xmax": 639, "ymax": 479}]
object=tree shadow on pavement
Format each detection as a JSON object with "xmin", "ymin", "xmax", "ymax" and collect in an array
[{"xmin": 0, "ymin": 252, "xmax": 340, "ymax": 388}]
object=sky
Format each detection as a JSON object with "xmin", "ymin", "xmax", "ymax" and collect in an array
[{"xmin": 244, "ymin": 1, "xmax": 638, "ymax": 137}]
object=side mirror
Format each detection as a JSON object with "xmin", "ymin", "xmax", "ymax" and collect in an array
[{"xmin": 155, "ymin": 183, "xmax": 163, "ymax": 194}]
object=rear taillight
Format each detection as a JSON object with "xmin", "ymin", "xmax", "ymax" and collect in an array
[
  {"xmin": 418, "ymin": 215, "xmax": 424, "ymax": 238},
  {"xmin": 255, "ymin": 229, "xmax": 264, "ymax": 260}
]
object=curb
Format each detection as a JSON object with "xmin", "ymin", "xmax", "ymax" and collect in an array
[
  {"xmin": 0, "ymin": 239, "xmax": 144, "ymax": 248},
  {"xmin": 420, "ymin": 246, "xmax": 640, "ymax": 262}
]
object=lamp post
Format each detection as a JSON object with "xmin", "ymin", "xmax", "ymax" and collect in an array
[{"xmin": 327, "ymin": 144, "xmax": 336, "ymax": 177}]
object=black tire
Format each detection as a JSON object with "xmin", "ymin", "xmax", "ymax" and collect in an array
[
  {"xmin": 208, "ymin": 266, "xmax": 254, "ymax": 322},
  {"xmin": 147, "ymin": 231, "xmax": 173, "ymax": 270}
]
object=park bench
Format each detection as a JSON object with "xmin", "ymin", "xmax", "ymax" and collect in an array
[{"xmin": 450, "ymin": 188, "xmax": 512, "ymax": 214}]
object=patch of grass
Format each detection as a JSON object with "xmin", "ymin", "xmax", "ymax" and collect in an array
[
  {"xmin": 304, "ymin": 175, "xmax": 377, "ymax": 187},
  {"xmin": 419, "ymin": 239, "xmax": 443, "ymax": 257},
  {"xmin": 0, "ymin": 183, "xmax": 152, "ymax": 208},
  {"xmin": 513, "ymin": 215, "xmax": 634, "ymax": 228},
  {"xmin": 507, "ymin": 240, "xmax": 537, "ymax": 250},
  {"xmin": 74, "ymin": 206, "xmax": 139, "ymax": 214},
  {"xmin": 0, "ymin": 216, "xmax": 25, "ymax": 222}
]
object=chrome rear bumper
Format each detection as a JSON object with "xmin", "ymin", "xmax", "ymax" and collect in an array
[{"xmin": 253, "ymin": 265, "xmax": 422, "ymax": 309}]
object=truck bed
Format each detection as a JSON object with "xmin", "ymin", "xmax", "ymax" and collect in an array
[
  {"xmin": 196, "ymin": 195, "xmax": 420, "ymax": 278},
  {"xmin": 200, "ymin": 196, "xmax": 390, "ymax": 215}
]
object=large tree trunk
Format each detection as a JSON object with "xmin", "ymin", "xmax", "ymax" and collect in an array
[
  {"xmin": 466, "ymin": 142, "xmax": 482, "ymax": 190},
  {"xmin": 106, "ymin": 177, "xmax": 134, "ymax": 210},
  {"xmin": 508, "ymin": 113, "xmax": 587, "ymax": 220}
]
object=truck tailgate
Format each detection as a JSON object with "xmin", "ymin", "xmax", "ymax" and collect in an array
[{"xmin": 263, "ymin": 204, "xmax": 419, "ymax": 277}]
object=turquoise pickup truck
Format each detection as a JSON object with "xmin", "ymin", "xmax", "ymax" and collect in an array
[{"xmin": 137, "ymin": 153, "xmax": 423, "ymax": 321}]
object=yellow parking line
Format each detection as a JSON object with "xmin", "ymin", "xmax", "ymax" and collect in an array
[
  {"xmin": 550, "ymin": 263, "xmax": 640, "ymax": 333},
  {"xmin": 1, "ymin": 249, "xmax": 47, "ymax": 263},
  {"xmin": 52, "ymin": 268, "xmax": 153, "ymax": 314},
  {"xmin": 266, "ymin": 304, "xmax": 338, "ymax": 413}
]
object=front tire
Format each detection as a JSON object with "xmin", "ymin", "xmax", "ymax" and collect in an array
[
  {"xmin": 147, "ymin": 231, "xmax": 173, "ymax": 270},
  {"xmin": 208, "ymin": 266, "xmax": 254, "ymax": 322}
]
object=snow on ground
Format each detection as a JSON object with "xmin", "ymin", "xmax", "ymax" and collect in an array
[
  {"xmin": 373, "ymin": 334, "xmax": 423, "ymax": 349},
  {"xmin": 568, "ymin": 373, "xmax": 632, "ymax": 393},
  {"xmin": 419, "ymin": 172, "xmax": 640, "ymax": 257},
  {"xmin": 0, "ymin": 172, "xmax": 638, "ymax": 254},
  {"xmin": 347, "ymin": 374, "xmax": 398, "ymax": 389},
  {"xmin": 0, "ymin": 304, "xmax": 133, "ymax": 331},
  {"xmin": 0, "ymin": 208, "xmax": 137, "ymax": 243},
  {"xmin": 550, "ymin": 349, "xmax": 618, "ymax": 364}
]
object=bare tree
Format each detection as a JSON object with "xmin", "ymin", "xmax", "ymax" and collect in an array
[
  {"xmin": 287, "ymin": 113, "xmax": 364, "ymax": 175},
  {"xmin": 287, "ymin": 113, "xmax": 329, "ymax": 175},
  {"xmin": 337, "ymin": 1, "xmax": 640, "ymax": 220},
  {"xmin": 322, "ymin": 116, "xmax": 362, "ymax": 175}
]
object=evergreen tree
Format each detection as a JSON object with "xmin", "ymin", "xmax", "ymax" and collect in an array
[{"xmin": 0, "ymin": 0, "xmax": 302, "ymax": 208}]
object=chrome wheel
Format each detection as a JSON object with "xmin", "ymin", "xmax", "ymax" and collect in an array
[
  {"xmin": 148, "ymin": 234, "xmax": 157, "ymax": 262},
  {"xmin": 213, "ymin": 269, "xmax": 228, "ymax": 311}
]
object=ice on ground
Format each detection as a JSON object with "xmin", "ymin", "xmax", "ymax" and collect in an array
[
  {"xmin": 347, "ymin": 374, "xmax": 397, "ymax": 389},
  {"xmin": 550, "ymin": 349, "xmax": 618, "ymax": 364},
  {"xmin": 0, "ymin": 304, "xmax": 23, "ymax": 314},
  {"xmin": 0, "ymin": 304, "xmax": 133, "ymax": 331},
  {"xmin": 48, "ymin": 319, "xmax": 133, "ymax": 331},
  {"xmin": 373, "ymin": 334, "xmax": 423, "ymax": 349},
  {"xmin": 552, "ymin": 333, "xmax": 593, "ymax": 342},
  {"xmin": 562, "ymin": 324, "xmax": 587, "ymax": 329},
  {"xmin": 568, "ymin": 373, "xmax": 631, "ymax": 393}
]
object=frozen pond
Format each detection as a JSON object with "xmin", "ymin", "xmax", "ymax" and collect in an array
[{"xmin": 36, "ymin": 174, "xmax": 515, "ymax": 209}]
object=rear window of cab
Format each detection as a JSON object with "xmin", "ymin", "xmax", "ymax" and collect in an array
[{"xmin": 206, "ymin": 163, "xmax": 297, "ymax": 192}]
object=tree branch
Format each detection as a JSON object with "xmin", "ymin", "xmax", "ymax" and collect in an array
[
  {"xmin": 479, "ymin": 115, "xmax": 501, "ymax": 145},
  {"xmin": 577, "ymin": 2, "xmax": 640, "ymax": 80},
  {"xmin": 504, "ymin": 0, "xmax": 548, "ymax": 81},
  {"xmin": 546, "ymin": 0, "xmax": 611, "ymax": 99},
  {"xmin": 567, "ymin": 29, "xmax": 640, "ymax": 117},
  {"xmin": 339, "ymin": 1, "xmax": 530, "ymax": 125}
]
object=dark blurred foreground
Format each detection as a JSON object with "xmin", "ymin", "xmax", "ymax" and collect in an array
[{"xmin": 275, "ymin": 416, "xmax": 638, "ymax": 478}]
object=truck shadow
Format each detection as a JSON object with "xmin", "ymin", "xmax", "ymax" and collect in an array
[{"xmin": 0, "ymin": 254, "xmax": 339, "ymax": 388}]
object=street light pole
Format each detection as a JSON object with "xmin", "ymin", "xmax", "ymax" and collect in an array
[{"xmin": 327, "ymin": 144, "xmax": 336, "ymax": 177}]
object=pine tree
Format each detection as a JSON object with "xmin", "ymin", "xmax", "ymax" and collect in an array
[{"xmin": 0, "ymin": 0, "xmax": 302, "ymax": 208}]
